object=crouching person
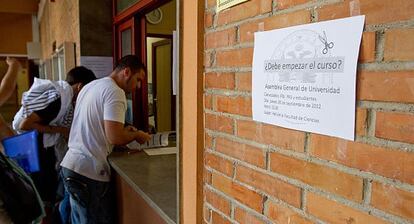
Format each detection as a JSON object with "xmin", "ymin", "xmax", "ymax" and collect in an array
[{"xmin": 12, "ymin": 66, "xmax": 96, "ymax": 222}]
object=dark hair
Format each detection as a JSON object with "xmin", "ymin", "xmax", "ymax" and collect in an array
[
  {"xmin": 114, "ymin": 55, "xmax": 145, "ymax": 73},
  {"xmin": 65, "ymin": 66, "xmax": 97, "ymax": 86}
]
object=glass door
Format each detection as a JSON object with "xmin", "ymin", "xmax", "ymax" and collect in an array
[
  {"xmin": 116, "ymin": 18, "xmax": 135, "ymax": 60},
  {"xmin": 115, "ymin": 17, "xmax": 149, "ymax": 131}
]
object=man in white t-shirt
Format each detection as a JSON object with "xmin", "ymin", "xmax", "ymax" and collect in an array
[{"xmin": 60, "ymin": 55, "xmax": 151, "ymax": 224}]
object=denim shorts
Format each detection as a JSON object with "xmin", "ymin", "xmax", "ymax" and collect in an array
[{"xmin": 61, "ymin": 167, "xmax": 115, "ymax": 224}]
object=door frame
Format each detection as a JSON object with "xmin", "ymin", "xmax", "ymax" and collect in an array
[{"xmin": 180, "ymin": 1, "xmax": 204, "ymax": 223}]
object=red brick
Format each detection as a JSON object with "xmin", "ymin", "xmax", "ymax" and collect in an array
[
  {"xmin": 361, "ymin": 0, "xmax": 414, "ymax": 25},
  {"xmin": 371, "ymin": 182, "xmax": 414, "ymax": 220},
  {"xmin": 217, "ymin": 0, "xmax": 272, "ymax": 26},
  {"xmin": 236, "ymin": 72, "xmax": 251, "ymax": 91},
  {"xmin": 216, "ymin": 96, "xmax": 252, "ymax": 117},
  {"xmin": 357, "ymin": 70, "xmax": 414, "ymax": 104},
  {"xmin": 205, "ymin": 152, "xmax": 234, "ymax": 177},
  {"xmin": 211, "ymin": 211, "xmax": 231, "ymax": 224},
  {"xmin": 236, "ymin": 120, "xmax": 306, "ymax": 152},
  {"xmin": 239, "ymin": 19, "xmax": 265, "ymax": 43},
  {"xmin": 236, "ymin": 119, "xmax": 262, "ymax": 142},
  {"xmin": 376, "ymin": 112, "xmax": 414, "ymax": 144},
  {"xmin": 318, "ymin": 0, "xmax": 414, "ymax": 25},
  {"xmin": 265, "ymin": 10, "xmax": 310, "ymax": 30},
  {"xmin": 205, "ymin": 132, "xmax": 213, "ymax": 149},
  {"xmin": 205, "ymin": 188, "xmax": 231, "ymax": 216},
  {"xmin": 317, "ymin": 1, "xmax": 350, "ymax": 22},
  {"xmin": 270, "ymin": 152, "xmax": 363, "ymax": 201},
  {"xmin": 310, "ymin": 134, "xmax": 414, "ymax": 185},
  {"xmin": 262, "ymin": 124, "xmax": 305, "ymax": 152},
  {"xmin": 205, "ymin": 11, "xmax": 214, "ymax": 28},
  {"xmin": 276, "ymin": 0, "xmax": 311, "ymax": 10},
  {"xmin": 205, "ymin": 113, "xmax": 234, "ymax": 134},
  {"xmin": 355, "ymin": 108, "xmax": 367, "ymax": 136},
  {"xmin": 235, "ymin": 165, "xmax": 301, "ymax": 208},
  {"xmin": 204, "ymin": 94, "xmax": 212, "ymax": 109},
  {"xmin": 267, "ymin": 200, "xmax": 313, "ymax": 224},
  {"xmin": 240, "ymin": 10, "xmax": 310, "ymax": 43},
  {"xmin": 359, "ymin": 32, "xmax": 376, "ymax": 63},
  {"xmin": 216, "ymin": 138, "xmax": 266, "ymax": 168},
  {"xmin": 307, "ymin": 192, "xmax": 389, "ymax": 224},
  {"xmin": 205, "ymin": 28, "xmax": 237, "ymax": 49},
  {"xmin": 205, "ymin": 72, "xmax": 235, "ymax": 90},
  {"xmin": 212, "ymin": 173, "xmax": 264, "ymax": 212},
  {"xmin": 384, "ymin": 28, "xmax": 414, "ymax": 61},
  {"xmin": 216, "ymin": 48, "xmax": 254, "ymax": 67},
  {"xmin": 234, "ymin": 207, "xmax": 266, "ymax": 224}
]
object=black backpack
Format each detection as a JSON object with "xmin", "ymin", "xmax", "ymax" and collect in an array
[{"xmin": 0, "ymin": 152, "xmax": 44, "ymax": 224}]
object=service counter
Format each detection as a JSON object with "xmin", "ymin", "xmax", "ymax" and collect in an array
[{"xmin": 109, "ymin": 150, "xmax": 177, "ymax": 224}]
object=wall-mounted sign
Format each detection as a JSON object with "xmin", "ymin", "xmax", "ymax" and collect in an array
[
  {"xmin": 252, "ymin": 16, "xmax": 365, "ymax": 141},
  {"xmin": 217, "ymin": 0, "xmax": 249, "ymax": 12},
  {"xmin": 80, "ymin": 56, "xmax": 113, "ymax": 79}
]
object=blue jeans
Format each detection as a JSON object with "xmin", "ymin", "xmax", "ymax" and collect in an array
[{"xmin": 61, "ymin": 167, "xmax": 115, "ymax": 224}]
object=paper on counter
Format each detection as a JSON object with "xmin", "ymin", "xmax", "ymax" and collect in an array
[
  {"xmin": 127, "ymin": 131, "xmax": 172, "ymax": 150},
  {"xmin": 144, "ymin": 147, "xmax": 178, "ymax": 156}
]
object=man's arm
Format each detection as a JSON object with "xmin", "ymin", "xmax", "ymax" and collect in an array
[
  {"xmin": 0, "ymin": 57, "xmax": 21, "ymax": 106},
  {"xmin": 104, "ymin": 120, "xmax": 151, "ymax": 146},
  {"xmin": 19, "ymin": 112, "xmax": 69, "ymax": 138}
]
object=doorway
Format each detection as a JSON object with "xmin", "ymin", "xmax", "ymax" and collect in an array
[
  {"xmin": 112, "ymin": 0, "xmax": 178, "ymax": 223},
  {"xmin": 147, "ymin": 36, "xmax": 175, "ymax": 132}
]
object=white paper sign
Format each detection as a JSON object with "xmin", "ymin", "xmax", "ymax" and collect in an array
[
  {"xmin": 80, "ymin": 56, "xmax": 113, "ymax": 78},
  {"xmin": 252, "ymin": 16, "xmax": 365, "ymax": 141}
]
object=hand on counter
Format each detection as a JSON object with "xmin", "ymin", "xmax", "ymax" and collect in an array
[
  {"xmin": 135, "ymin": 130, "xmax": 151, "ymax": 144},
  {"xmin": 124, "ymin": 125, "xmax": 151, "ymax": 144}
]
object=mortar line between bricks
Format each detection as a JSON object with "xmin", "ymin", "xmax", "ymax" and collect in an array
[
  {"xmin": 204, "ymin": 67, "xmax": 252, "ymax": 73},
  {"xmin": 357, "ymin": 101, "xmax": 414, "ymax": 113},
  {"xmin": 301, "ymin": 188, "xmax": 307, "ymax": 211},
  {"xmin": 366, "ymin": 108, "xmax": 376, "ymax": 137},
  {"xmin": 363, "ymin": 19, "xmax": 414, "ymax": 32},
  {"xmin": 205, "ymin": 42, "xmax": 254, "ymax": 51},
  {"xmin": 362, "ymin": 179, "xmax": 372, "ymax": 205},
  {"xmin": 375, "ymin": 30, "xmax": 385, "ymax": 62},
  {"xmin": 204, "ymin": 88, "xmax": 252, "ymax": 97},
  {"xmin": 357, "ymin": 61, "xmax": 414, "ymax": 70}
]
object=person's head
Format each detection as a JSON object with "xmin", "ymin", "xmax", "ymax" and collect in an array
[
  {"xmin": 112, "ymin": 55, "xmax": 146, "ymax": 93},
  {"xmin": 65, "ymin": 66, "xmax": 97, "ymax": 100}
]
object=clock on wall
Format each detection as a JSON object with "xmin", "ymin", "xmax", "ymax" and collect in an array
[{"xmin": 146, "ymin": 8, "xmax": 163, "ymax": 24}]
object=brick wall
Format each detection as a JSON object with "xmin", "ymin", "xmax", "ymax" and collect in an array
[
  {"xmin": 203, "ymin": 0, "xmax": 414, "ymax": 223},
  {"xmin": 40, "ymin": 0, "xmax": 80, "ymax": 62}
]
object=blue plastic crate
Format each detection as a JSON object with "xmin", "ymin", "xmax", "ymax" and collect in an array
[{"xmin": 2, "ymin": 130, "xmax": 40, "ymax": 173}]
